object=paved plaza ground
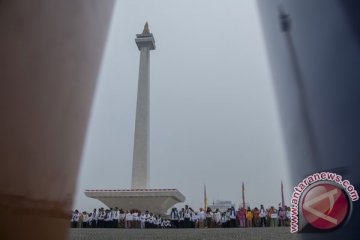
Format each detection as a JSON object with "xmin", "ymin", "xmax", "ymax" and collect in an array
[{"xmin": 68, "ymin": 227, "xmax": 300, "ymax": 240}]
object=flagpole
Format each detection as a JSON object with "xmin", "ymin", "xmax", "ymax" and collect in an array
[
  {"xmin": 242, "ymin": 182, "xmax": 245, "ymax": 209},
  {"xmin": 281, "ymin": 180, "xmax": 285, "ymax": 208},
  {"xmin": 204, "ymin": 184, "xmax": 208, "ymax": 210}
]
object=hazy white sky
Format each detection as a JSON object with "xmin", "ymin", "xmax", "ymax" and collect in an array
[{"xmin": 73, "ymin": 0, "xmax": 291, "ymax": 211}]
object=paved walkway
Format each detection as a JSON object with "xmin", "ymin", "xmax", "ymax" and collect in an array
[{"xmin": 68, "ymin": 228, "xmax": 300, "ymax": 240}]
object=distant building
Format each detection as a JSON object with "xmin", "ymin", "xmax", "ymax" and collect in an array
[{"xmin": 207, "ymin": 200, "xmax": 235, "ymax": 212}]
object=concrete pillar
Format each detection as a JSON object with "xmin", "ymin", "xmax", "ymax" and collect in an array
[{"xmin": 0, "ymin": 1, "xmax": 114, "ymax": 239}]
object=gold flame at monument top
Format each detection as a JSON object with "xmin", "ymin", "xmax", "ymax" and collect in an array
[{"xmin": 142, "ymin": 22, "xmax": 150, "ymax": 34}]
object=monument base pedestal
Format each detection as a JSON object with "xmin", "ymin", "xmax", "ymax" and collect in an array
[{"xmin": 84, "ymin": 189, "xmax": 185, "ymax": 215}]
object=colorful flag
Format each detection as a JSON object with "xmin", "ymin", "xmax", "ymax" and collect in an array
[
  {"xmin": 204, "ymin": 184, "xmax": 208, "ymax": 210},
  {"xmin": 281, "ymin": 180, "xmax": 285, "ymax": 208},
  {"xmin": 242, "ymin": 182, "xmax": 245, "ymax": 209}
]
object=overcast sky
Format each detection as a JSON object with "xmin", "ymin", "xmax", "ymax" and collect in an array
[{"xmin": 73, "ymin": 0, "xmax": 291, "ymax": 211}]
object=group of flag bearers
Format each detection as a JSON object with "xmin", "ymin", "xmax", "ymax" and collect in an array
[
  {"xmin": 71, "ymin": 182, "xmax": 289, "ymax": 229},
  {"xmin": 71, "ymin": 204, "xmax": 290, "ymax": 229},
  {"xmin": 169, "ymin": 204, "xmax": 290, "ymax": 228},
  {"xmin": 71, "ymin": 207, "xmax": 172, "ymax": 229}
]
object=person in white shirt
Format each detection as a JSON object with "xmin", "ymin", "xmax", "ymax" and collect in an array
[
  {"xmin": 125, "ymin": 210, "xmax": 133, "ymax": 229},
  {"xmin": 191, "ymin": 212, "xmax": 198, "ymax": 228},
  {"xmin": 98, "ymin": 208, "xmax": 105, "ymax": 228},
  {"xmin": 71, "ymin": 210, "xmax": 80, "ymax": 228},
  {"xmin": 197, "ymin": 208, "xmax": 205, "ymax": 228},
  {"xmin": 150, "ymin": 214, "xmax": 156, "ymax": 228},
  {"xmin": 144, "ymin": 211, "xmax": 151, "ymax": 228},
  {"xmin": 160, "ymin": 219, "xmax": 166, "ymax": 228},
  {"xmin": 104, "ymin": 209, "xmax": 112, "ymax": 228},
  {"xmin": 164, "ymin": 219, "xmax": 171, "ymax": 228},
  {"xmin": 259, "ymin": 204, "xmax": 267, "ymax": 227},
  {"xmin": 170, "ymin": 208, "xmax": 179, "ymax": 228},
  {"xmin": 112, "ymin": 207, "xmax": 119, "ymax": 228},
  {"xmin": 205, "ymin": 207, "xmax": 214, "ymax": 228},
  {"xmin": 221, "ymin": 212, "xmax": 227, "ymax": 228},
  {"xmin": 213, "ymin": 209, "xmax": 221, "ymax": 228},
  {"xmin": 286, "ymin": 206, "xmax": 291, "ymax": 226},
  {"xmin": 132, "ymin": 210, "xmax": 139, "ymax": 228},
  {"xmin": 87, "ymin": 213, "xmax": 93, "ymax": 228},
  {"xmin": 147, "ymin": 213, "xmax": 153, "ymax": 228},
  {"xmin": 183, "ymin": 205, "xmax": 194, "ymax": 228},
  {"xmin": 91, "ymin": 209, "xmax": 97, "ymax": 228},
  {"xmin": 156, "ymin": 215, "xmax": 162, "ymax": 228},
  {"xmin": 229, "ymin": 207, "xmax": 236, "ymax": 228},
  {"xmin": 82, "ymin": 211, "xmax": 88, "ymax": 228},
  {"xmin": 225, "ymin": 209, "xmax": 231, "ymax": 228},
  {"xmin": 140, "ymin": 213, "xmax": 146, "ymax": 229},
  {"xmin": 178, "ymin": 208, "xmax": 185, "ymax": 228},
  {"xmin": 119, "ymin": 209, "xmax": 126, "ymax": 228}
]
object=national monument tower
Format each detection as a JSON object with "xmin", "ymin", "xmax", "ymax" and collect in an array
[
  {"xmin": 85, "ymin": 23, "xmax": 185, "ymax": 214},
  {"xmin": 131, "ymin": 22, "xmax": 154, "ymax": 189}
]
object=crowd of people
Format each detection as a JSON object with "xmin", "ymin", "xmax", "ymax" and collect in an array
[{"xmin": 71, "ymin": 204, "xmax": 291, "ymax": 229}]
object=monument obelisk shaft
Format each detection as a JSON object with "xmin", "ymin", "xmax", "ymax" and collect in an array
[
  {"xmin": 132, "ymin": 22, "xmax": 155, "ymax": 189},
  {"xmin": 85, "ymin": 23, "xmax": 185, "ymax": 214}
]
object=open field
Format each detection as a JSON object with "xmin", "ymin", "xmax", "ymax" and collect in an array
[{"xmin": 68, "ymin": 227, "xmax": 300, "ymax": 240}]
